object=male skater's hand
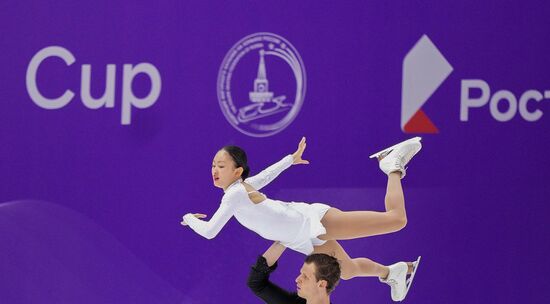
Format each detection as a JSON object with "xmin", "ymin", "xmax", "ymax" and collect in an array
[
  {"xmin": 180, "ymin": 213, "xmax": 207, "ymax": 226},
  {"xmin": 292, "ymin": 137, "xmax": 310, "ymax": 165}
]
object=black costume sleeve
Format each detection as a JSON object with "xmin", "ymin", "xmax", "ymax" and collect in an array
[{"xmin": 246, "ymin": 256, "xmax": 304, "ymax": 304}]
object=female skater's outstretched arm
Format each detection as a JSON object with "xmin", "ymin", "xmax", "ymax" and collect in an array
[
  {"xmin": 181, "ymin": 190, "xmax": 243, "ymax": 239},
  {"xmin": 245, "ymin": 137, "xmax": 309, "ymax": 190}
]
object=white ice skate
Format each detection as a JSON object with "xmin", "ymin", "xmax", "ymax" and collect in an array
[
  {"xmin": 380, "ymin": 261, "xmax": 408, "ymax": 301},
  {"xmin": 380, "ymin": 256, "xmax": 421, "ymax": 302},
  {"xmin": 369, "ymin": 137, "xmax": 422, "ymax": 159},
  {"xmin": 372, "ymin": 137, "xmax": 422, "ymax": 179}
]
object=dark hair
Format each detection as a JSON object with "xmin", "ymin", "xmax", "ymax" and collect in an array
[
  {"xmin": 304, "ymin": 253, "xmax": 341, "ymax": 294},
  {"xmin": 221, "ymin": 145, "xmax": 250, "ymax": 180}
]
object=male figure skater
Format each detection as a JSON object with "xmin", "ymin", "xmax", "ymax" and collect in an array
[{"xmin": 247, "ymin": 241, "xmax": 340, "ymax": 304}]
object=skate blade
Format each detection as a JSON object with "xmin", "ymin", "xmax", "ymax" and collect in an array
[
  {"xmin": 369, "ymin": 137, "xmax": 422, "ymax": 159},
  {"xmin": 403, "ymin": 256, "xmax": 421, "ymax": 299}
]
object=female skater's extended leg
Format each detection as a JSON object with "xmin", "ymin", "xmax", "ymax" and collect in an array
[
  {"xmin": 312, "ymin": 240, "xmax": 414, "ymax": 280},
  {"xmin": 319, "ymin": 139, "xmax": 421, "ymax": 240},
  {"xmin": 314, "ymin": 240, "xmax": 419, "ymax": 301},
  {"xmin": 320, "ymin": 171, "xmax": 407, "ymax": 240},
  {"xmin": 313, "ymin": 240, "xmax": 387, "ymax": 280}
]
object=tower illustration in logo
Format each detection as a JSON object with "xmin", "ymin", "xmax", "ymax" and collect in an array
[
  {"xmin": 238, "ymin": 50, "xmax": 291, "ymax": 123},
  {"xmin": 249, "ymin": 50, "xmax": 273, "ymax": 103},
  {"xmin": 218, "ymin": 33, "xmax": 306, "ymax": 137},
  {"xmin": 401, "ymin": 35, "xmax": 453, "ymax": 133}
]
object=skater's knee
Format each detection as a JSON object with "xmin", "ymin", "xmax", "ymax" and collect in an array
[
  {"xmin": 387, "ymin": 211, "xmax": 407, "ymax": 232},
  {"xmin": 340, "ymin": 264, "xmax": 355, "ymax": 280},
  {"xmin": 339, "ymin": 260, "xmax": 356, "ymax": 280},
  {"xmin": 396, "ymin": 215, "xmax": 407, "ymax": 231},
  {"xmin": 340, "ymin": 272, "xmax": 353, "ymax": 280}
]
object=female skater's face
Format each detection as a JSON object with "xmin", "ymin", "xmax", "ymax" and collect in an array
[{"xmin": 212, "ymin": 150, "xmax": 242, "ymax": 190}]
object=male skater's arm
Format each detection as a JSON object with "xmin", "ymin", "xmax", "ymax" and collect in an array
[
  {"xmin": 262, "ymin": 241, "xmax": 286, "ymax": 267},
  {"xmin": 247, "ymin": 242, "xmax": 302, "ymax": 303}
]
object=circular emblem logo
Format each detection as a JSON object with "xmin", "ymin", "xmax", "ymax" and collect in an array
[{"xmin": 217, "ymin": 32, "xmax": 306, "ymax": 137}]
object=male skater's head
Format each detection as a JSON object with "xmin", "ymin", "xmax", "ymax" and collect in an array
[
  {"xmin": 248, "ymin": 242, "xmax": 342, "ymax": 303},
  {"xmin": 295, "ymin": 253, "xmax": 341, "ymax": 299}
]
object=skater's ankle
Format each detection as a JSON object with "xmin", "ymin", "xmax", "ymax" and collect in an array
[
  {"xmin": 389, "ymin": 171, "xmax": 402, "ymax": 178},
  {"xmin": 380, "ymin": 267, "xmax": 389, "ymax": 280}
]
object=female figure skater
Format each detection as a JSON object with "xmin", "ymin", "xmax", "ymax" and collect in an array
[{"xmin": 181, "ymin": 137, "xmax": 422, "ymax": 301}]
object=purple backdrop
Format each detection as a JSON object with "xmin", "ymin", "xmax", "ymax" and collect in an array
[{"xmin": 1, "ymin": 1, "xmax": 549, "ymax": 303}]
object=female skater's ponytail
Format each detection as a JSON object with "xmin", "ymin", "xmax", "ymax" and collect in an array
[{"xmin": 222, "ymin": 146, "xmax": 250, "ymax": 180}]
